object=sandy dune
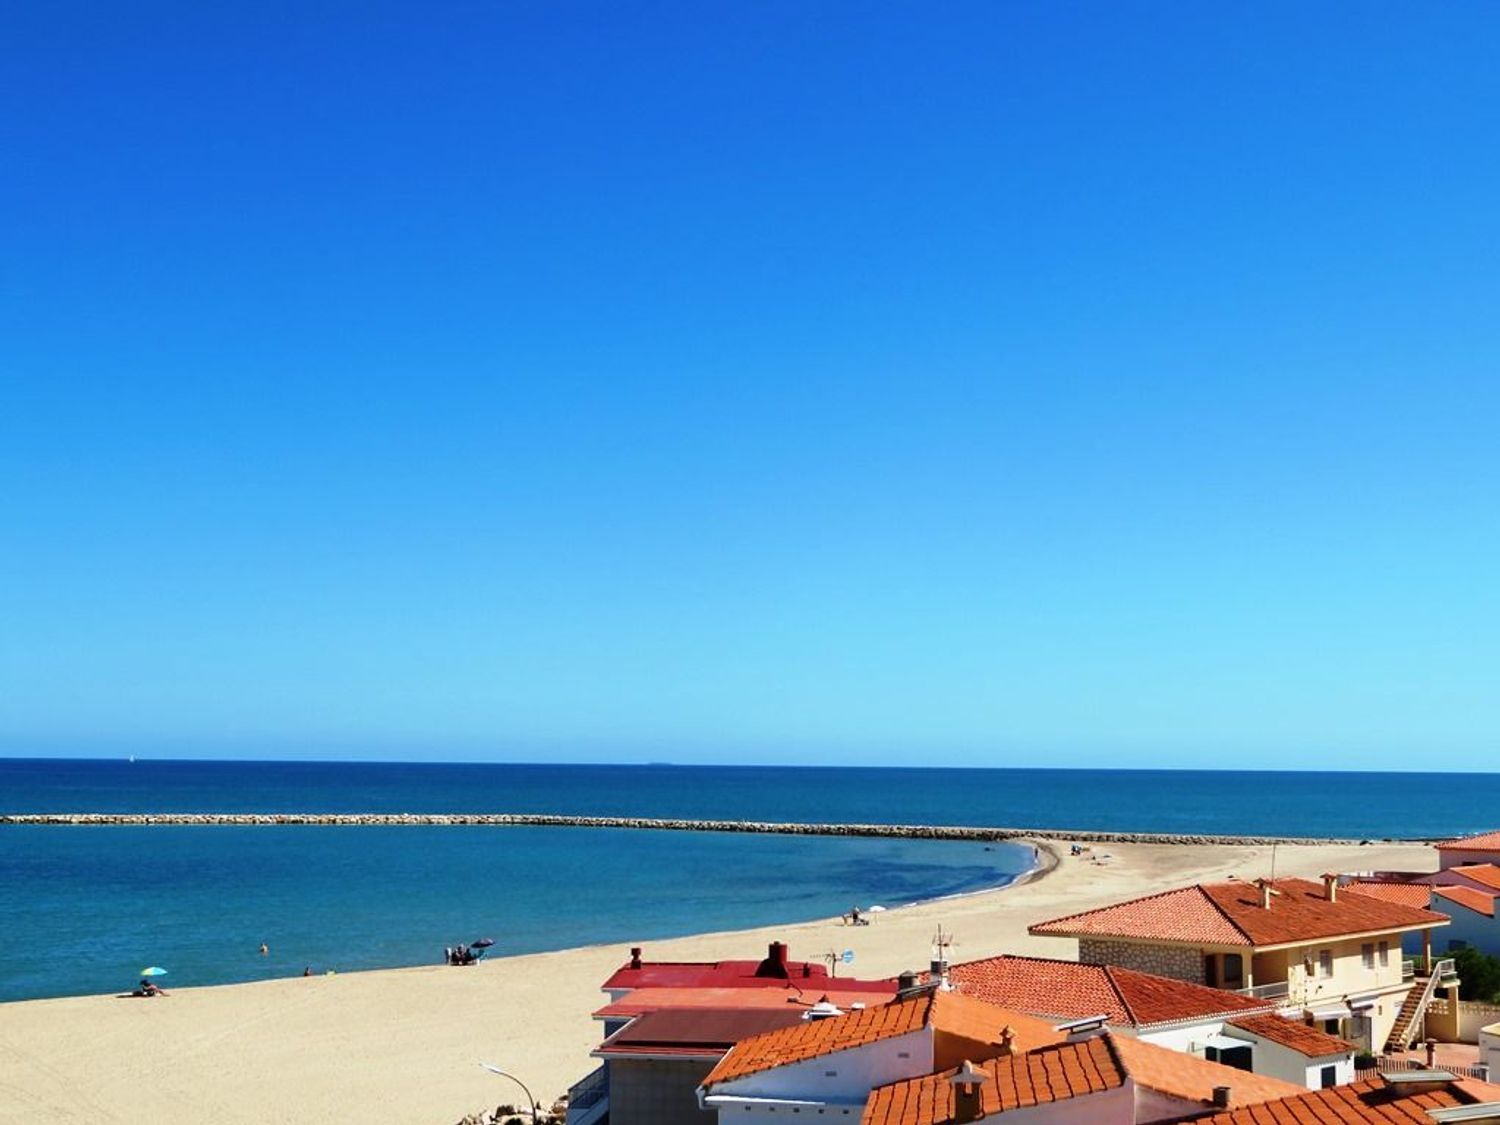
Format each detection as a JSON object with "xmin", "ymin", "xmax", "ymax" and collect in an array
[{"xmin": 0, "ymin": 839, "xmax": 1432, "ymax": 1124}]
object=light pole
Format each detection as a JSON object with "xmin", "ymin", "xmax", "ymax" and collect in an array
[{"xmin": 478, "ymin": 1063, "xmax": 541, "ymax": 1121}]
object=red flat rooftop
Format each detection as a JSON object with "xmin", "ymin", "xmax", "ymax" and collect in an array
[
  {"xmin": 594, "ymin": 1007, "xmax": 808, "ymax": 1060},
  {"xmin": 595, "ymin": 986, "xmax": 899, "ymax": 1021},
  {"xmin": 602, "ymin": 942, "xmax": 899, "ymax": 995}
]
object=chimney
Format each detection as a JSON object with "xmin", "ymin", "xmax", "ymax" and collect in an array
[
  {"xmin": 997, "ymin": 1026, "xmax": 1017, "ymax": 1057},
  {"xmin": 897, "ymin": 970, "xmax": 920, "ymax": 996},
  {"xmin": 1212, "ymin": 1086, "xmax": 1231, "ymax": 1109},
  {"xmin": 1322, "ymin": 874, "xmax": 1339, "ymax": 903},
  {"xmin": 755, "ymin": 941, "xmax": 791, "ymax": 979},
  {"xmin": 1256, "ymin": 879, "xmax": 1274, "ymax": 910},
  {"xmin": 949, "ymin": 1060, "xmax": 990, "ymax": 1123},
  {"xmin": 629, "ymin": 947, "xmax": 643, "ymax": 970}
]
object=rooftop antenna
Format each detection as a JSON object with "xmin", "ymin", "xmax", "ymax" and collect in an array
[{"xmin": 1270, "ymin": 843, "xmax": 1278, "ymax": 884}]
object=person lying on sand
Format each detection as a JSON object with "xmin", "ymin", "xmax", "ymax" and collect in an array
[{"xmin": 136, "ymin": 979, "xmax": 167, "ymax": 997}]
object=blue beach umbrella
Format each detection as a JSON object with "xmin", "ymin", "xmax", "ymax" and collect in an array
[{"xmin": 139, "ymin": 966, "xmax": 168, "ymax": 977}]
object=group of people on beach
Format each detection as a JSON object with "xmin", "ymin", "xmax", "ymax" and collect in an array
[{"xmin": 445, "ymin": 944, "xmax": 480, "ymax": 966}]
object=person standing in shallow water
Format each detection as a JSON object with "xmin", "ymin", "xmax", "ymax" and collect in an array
[{"xmin": 259, "ymin": 943, "xmax": 268, "ymax": 956}]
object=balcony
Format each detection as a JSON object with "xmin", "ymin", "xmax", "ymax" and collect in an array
[
  {"xmin": 565, "ymin": 1065, "xmax": 609, "ymax": 1125},
  {"xmin": 1237, "ymin": 980, "xmax": 1291, "ymax": 1001}
]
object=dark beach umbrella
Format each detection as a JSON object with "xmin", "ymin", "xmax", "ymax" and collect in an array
[{"xmin": 471, "ymin": 938, "xmax": 495, "ymax": 949}]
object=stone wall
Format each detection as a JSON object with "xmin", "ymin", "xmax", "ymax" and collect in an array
[
  {"xmin": 0, "ymin": 811, "xmax": 1387, "ymax": 847},
  {"xmin": 1078, "ymin": 939, "xmax": 1205, "ymax": 983}
]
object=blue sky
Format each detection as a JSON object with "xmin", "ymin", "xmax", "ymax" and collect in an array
[{"xmin": 3, "ymin": 3, "xmax": 1497, "ymax": 767}]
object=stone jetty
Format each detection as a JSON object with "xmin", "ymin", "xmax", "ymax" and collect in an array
[{"xmin": 0, "ymin": 811, "xmax": 1403, "ymax": 846}]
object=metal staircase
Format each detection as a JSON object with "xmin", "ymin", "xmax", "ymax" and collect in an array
[{"xmin": 1384, "ymin": 958, "xmax": 1457, "ymax": 1053}]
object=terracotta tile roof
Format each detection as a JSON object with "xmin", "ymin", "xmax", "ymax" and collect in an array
[
  {"xmin": 1030, "ymin": 885, "xmax": 1250, "ymax": 944},
  {"xmin": 1192, "ymin": 1075, "xmax": 1500, "ymax": 1123},
  {"xmin": 1449, "ymin": 864, "xmax": 1500, "ymax": 892},
  {"xmin": 1435, "ymin": 883, "xmax": 1498, "ymax": 918},
  {"xmin": 1226, "ymin": 1014, "xmax": 1355, "ymax": 1057},
  {"xmin": 931, "ymin": 954, "xmax": 1274, "ymax": 1028},
  {"xmin": 1032, "ymin": 878, "xmax": 1449, "ymax": 948},
  {"xmin": 861, "ymin": 1032, "xmax": 1302, "ymax": 1124},
  {"xmin": 1439, "ymin": 830, "xmax": 1500, "ymax": 853},
  {"xmin": 1347, "ymin": 882, "xmax": 1435, "ymax": 909},
  {"xmin": 700, "ymin": 990, "xmax": 1060, "ymax": 1088},
  {"xmin": 1107, "ymin": 1033, "xmax": 1304, "ymax": 1107}
]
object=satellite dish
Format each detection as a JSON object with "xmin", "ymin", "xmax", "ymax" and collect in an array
[{"xmin": 842, "ymin": 949, "xmax": 855, "ymax": 964}]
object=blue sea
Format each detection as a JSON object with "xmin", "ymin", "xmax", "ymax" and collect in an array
[{"xmin": 1, "ymin": 760, "xmax": 1496, "ymax": 1003}]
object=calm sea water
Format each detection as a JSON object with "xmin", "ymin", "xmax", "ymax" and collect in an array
[{"xmin": 1, "ymin": 760, "xmax": 1496, "ymax": 1003}]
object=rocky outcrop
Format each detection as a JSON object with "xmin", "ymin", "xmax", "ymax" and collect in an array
[{"xmin": 0, "ymin": 811, "xmax": 1407, "ymax": 845}]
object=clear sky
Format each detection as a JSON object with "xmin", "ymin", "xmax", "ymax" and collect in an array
[{"xmin": 3, "ymin": 3, "xmax": 1497, "ymax": 768}]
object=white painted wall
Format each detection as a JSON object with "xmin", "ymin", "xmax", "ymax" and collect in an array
[
  {"xmin": 1480, "ymin": 1023, "xmax": 1500, "ymax": 1074},
  {"xmin": 706, "ymin": 1028, "xmax": 931, "ymax": 1115},
  {"xmin": 1440, "ymin": 849, "xmax": 1500, "ymax": 870}
]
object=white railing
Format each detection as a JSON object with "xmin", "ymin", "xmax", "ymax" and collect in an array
[{"xmin": 1237, "ymin": 980, "xmax": 1291, "ymax": 1001}]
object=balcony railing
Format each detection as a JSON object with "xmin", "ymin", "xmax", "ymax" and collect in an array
[
  {"xmin": 1435, "ymin": 957, "xmax": 1458, "ymax": 981},
  {"xmin": 1236, "ymin": 980, "xmax": 1291, "ymax": 1001},
  {"xmin": 1402, "ymin": 958, "xmax": 1416, "ymax": 981},
  {"xmin": 568, "ymin": 1065, "xmax": 609, "ymax": 1112}
]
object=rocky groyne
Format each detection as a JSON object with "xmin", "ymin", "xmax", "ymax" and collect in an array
[{"xmin": 0, "ymin": 811, "xmax": 1407, "ymax": 846}]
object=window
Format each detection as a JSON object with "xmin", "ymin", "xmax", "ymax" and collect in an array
[
  {"xmin": 1362, "ymin": 943, "xmax": 1375, "ymax": 970},
  {"xmin": 1319, "ymin": 950, "xmax": 1333, "ymax": 979},
  {"xmin": 1379, "ymin": 941, "xmax": 1390, "ymax": 968},
  {"xmin": 1206, "ymin": 1045, "xmax": 1253, "ymax": 1072},
  {"xmin": 1224, "ymin": 953, "xmax": 1244, "ymax": 988},
  {"xmin": 1320, "ymin": 1066, "xmax": 1337, "ymax": 1089}
]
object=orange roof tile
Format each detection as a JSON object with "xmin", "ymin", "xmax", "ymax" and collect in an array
[
  {"xmin": 1032, "ymin": 878, "xmax": 1449, "ymax": 948},
  {"xmin": 1226, "ymin": 1014, "xmax": 1355, "ymax": 1057},
  {"xmin": 1192, "ymin": 1075, "xmax": 1500, "ymax": 1123},
  {"xmin": 932, "ymin": 954, "xmax": 1274, "ymax": 1028},
  {"xmin": 1435, "ymin": 883, "xmax": 1498, "ymax": 917},
  {"xmin": 1347, "ymin": 881, "xmax": 1435, "ymax": 909},
  {"xmin": 1449, "ymin": 864, "xmax": 1500, "ymax": 892},
  {"xmin": 700, "ymin": 989, "xmax": 1060, "ymax": 1088},
  {"xmin": 1440, "ymin": 830, "xmax": 1500, "ymax": 853},
  {"xmin": 861, "ymin": 1032, "xmax": 1302, "ymax": 1124}
]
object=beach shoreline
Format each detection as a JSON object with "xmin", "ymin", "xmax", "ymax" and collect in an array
[{"xmin": 0, "ymin": 837, "xmax": 1437, "ymax": 1124}]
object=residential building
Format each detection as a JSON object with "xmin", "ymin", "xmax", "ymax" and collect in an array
[
  {"xmin": 570, "ymin": 942, "xmax": 899, "ymax": 1125},
  {"xmin": 859, "ymin": 1030, "xmax": 1304, "ymax": 1124},
  {"xmin": 926, "ymin": 953, "xmax": 1276, "ymax": 1044},
  {"xmin": 1347, "ymin": 880, "xmax": 1500, "ymax": 959},
  {"xmin": 696, "ymin": 988, "xmax": 1063, "ymax": 1119},
  {"xmin": 1219, "ymin": 1013, "xmax": 1355, "ymax": 1088},
  {"xmin": 1439, "ymin": 831, "xmax": 1500, "ymax": 870},
  {"xmin": 1191, "ymin": 1072, "xmax": 1500, "ymax": 1124},
  {"xmin": 585, "ymin": 1007, "xmax": 807, "ymax": 1125},
  {"xmin": 1028, "ymin": 876, "xmax": 1453, "ymax": 1053}
]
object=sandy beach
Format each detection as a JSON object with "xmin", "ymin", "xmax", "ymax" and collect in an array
[{"xmin": 0, "ymin": 838, "xmax": 1433, "ymax": 1124}]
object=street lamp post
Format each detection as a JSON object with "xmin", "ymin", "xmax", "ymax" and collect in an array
[{"xmin": 478, "ymin": 1063, "xmax": 541, "ymax": 1121}]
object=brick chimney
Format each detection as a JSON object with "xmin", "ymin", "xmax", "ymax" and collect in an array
[
  {"xmin": 997, "ymin": 1026, "xmax": 1017, "ymax": 1056},
  {"xmin": 949, "ymin": 1060, "xmax": 990, "ymax": 1123},
  {"xmin": 1322, "ymin": 874, "xmax": 1339, "ymax": 903},
  {"xmin": 1212, "ymin": 1086, "xmax": 1232, "ymax": 1109},
  {"xmin": 755, "ymin": 941, "xmax": 791, "ymax": 979},
  {"xmin": 629, "ymin": 947, "xmax": 643, "ymax": 969}
]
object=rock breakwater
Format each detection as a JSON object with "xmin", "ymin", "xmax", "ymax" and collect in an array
[{"xmin": 0, "ymin": 812, "xmax": 1402, "ymax": 846}]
